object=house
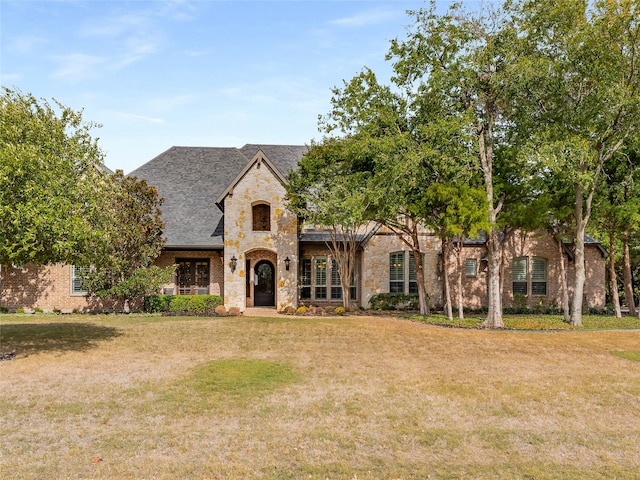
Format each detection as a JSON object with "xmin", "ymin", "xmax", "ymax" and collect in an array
[{"xmin": 0, "ymin": 144, "xmax": 607, "ymax": 313}]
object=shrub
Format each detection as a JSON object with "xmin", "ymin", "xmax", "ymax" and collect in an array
[
  {"xmin": 16, "ymin": 308, "xmax": 24, "ymax": 314},
  {"xmin": 144, "ymin": 294, "xmax": 172, "ymax": 313},
  {"xmin": 282, "ymin": 306, "xmax": 296, "ymax": 314},
  {"xmin": 145, "ymin": 294, "xmax": 222, "ymax": 314},
  {"xmin": 296, "ymin": 306, "xmax": 308, "ymax": 315},
  {"xmin": 0, "ymin": 307, "xmax": 8, "ymax": 314},
  {"xmin": 369, "ymin": 293, "xmax": 419, "ymax": 311},
  {"xmin": 215, "ymin": 305, "xmax": 227, "ymax": 316},
  {"xmin": 334, "ymin": 306, "xmax": 346, "ymax": 315}
]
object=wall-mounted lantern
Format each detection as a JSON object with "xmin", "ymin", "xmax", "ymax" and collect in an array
[
  {"xmin": 230, "ymin": 255, "xmax": 237, "ymax": 273},
  {"xmin": 284, "ymin": 256, "xmax": 291, "ymax": 271}
]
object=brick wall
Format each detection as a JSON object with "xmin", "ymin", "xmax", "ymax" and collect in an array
[
  {"xmin": 445, "ymin": 230, "xmax": 606, "ymax": 310},
  {"xmin": 1, "ymin": 263, "xmax": 121, "ymax": 312}
]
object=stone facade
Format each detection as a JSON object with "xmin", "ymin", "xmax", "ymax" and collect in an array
[
  {"xmin": 361, "ymin": 227, "xmax": 442, "ymax": 309},
  {"xmin": 0, "ymin": 145, "xmax": 608, "ymax": 314},
  {"xmin": 219, "ymin": 153, "xmax": 298, "ymax": 312}
]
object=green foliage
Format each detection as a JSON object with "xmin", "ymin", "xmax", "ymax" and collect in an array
[
  {"xmin": 369, "ymin": 293, "xmax": 419, "ymax": 311},
  {"xmin": 81, "ymin": 171, "xmax": 172, "ymax": 309},
  {"xmin": 145, "ymin": 295, "xmax": 223, "ymax": 315},
  {"xmin": 143, "ymin": 295, "xmax": 173, "ymax": 313},
  {"xmin": 0, "ymin": 87, "xmax": 105, "ymax": 267}
]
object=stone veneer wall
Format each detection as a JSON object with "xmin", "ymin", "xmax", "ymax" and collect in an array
[
  {"xmin": 222, "ymin": 158, "xmax": 298, "ymax": 312},
  {"xmin": 360, "ymin": 227, "xmax": 442, "ymax": 309}
]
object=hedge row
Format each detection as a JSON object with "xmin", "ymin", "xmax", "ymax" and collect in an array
[
  {"xmin": 369, "ymin": 293, "xmax": 420, "ymax": 311},
  {"xmin": 144, "ymin": 294, "xmax": 223, "ymax": 314}
]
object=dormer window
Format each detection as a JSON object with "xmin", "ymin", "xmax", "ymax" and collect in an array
[{"xmin": 252, "ymin": 203, "xmax": 271, "ymax": 231}]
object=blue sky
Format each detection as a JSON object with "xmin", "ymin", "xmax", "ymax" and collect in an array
[{"xmin": 2, "ymin": 0, "xmax": 464, "ymax": 173}]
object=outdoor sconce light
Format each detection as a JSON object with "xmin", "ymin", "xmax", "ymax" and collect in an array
[
  {"xmin": 230, "ymin": 255, "xmax": 237, "ymax": 273},
  {"xmin": 284, "ymin": 256, "xmax": 291, "ymax": 271}
]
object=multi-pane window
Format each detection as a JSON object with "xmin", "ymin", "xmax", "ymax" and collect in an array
[
  {"xmin": 299, "ymin": 256, "xmax": 358, "ymax": 302},
  {"xmin": 314, "ymin": 257, "xmax": 327, "ymax": 300},
  {"xmin": 331, "ymin": 259, "xmax": 342, "ymax": 300},
  {"xmin": 177, "ymin": 259, "xmax": 210, "ymax": 295},
  {"xmin": 512, "ymin": 257, "xmax": 528, "ymax": 295},
  {"xmin": 389, "ymin": 252, "xmax": 405, "ymax": 293},
  {"xmin": 300, "ymin": 258, "xmax": 312, "ymax": 300},
  {"xmin": 252, "ymin": 203, "xmax": 271, "ymax": 231},
  {"xmin": 512, "ymin": 256, "xmax": 547, "ymax": 296},
  {"xmin": 408, "ymin": 254, "xmax": 424, "ymax": 294},
  {"xmin": 465, "ymin": 258, "xmax": 477, "ymax": 277},
  {"xmin": 71, "ymin": 266, "xmax": 89, "ymax": 295},
  {"xmin": 531, "ymin": 257, "xmax": 548, "ymax": 295}
]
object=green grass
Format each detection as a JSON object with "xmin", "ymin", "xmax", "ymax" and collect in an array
[
  {"xmin": 611, "ymin": 350, "xmax": 640, "ymax": 362},
  {"xmin": 408, "ymin": 313, "xmax": 640, "ymax": 330}
]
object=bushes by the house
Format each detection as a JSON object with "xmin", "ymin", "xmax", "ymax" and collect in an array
[
  {"xmin": 144, "ymin": 294, "xmax": 222, "ymax": 315},
  {"xmin": 369, "ymin": 293, "xmax": 419, "ymax": 311}
]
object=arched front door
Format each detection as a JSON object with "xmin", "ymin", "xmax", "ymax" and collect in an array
[{"xmin": 254, "ymin": 260, "xmax": 275, "ymax": 306}]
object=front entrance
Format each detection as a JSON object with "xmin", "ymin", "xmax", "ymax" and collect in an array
[{"xmin": 254, "ymin": 260, "xmax": 275, "ymax": 306}]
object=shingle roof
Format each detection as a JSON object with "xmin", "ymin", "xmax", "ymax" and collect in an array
[{"xmin": 128, "ymin": 145, "xmax": 306, "ymax": 249}]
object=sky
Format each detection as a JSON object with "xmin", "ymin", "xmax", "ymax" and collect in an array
[{"xmin": 2, "ymin": 0, "xmax": 466, "ymax": 173}]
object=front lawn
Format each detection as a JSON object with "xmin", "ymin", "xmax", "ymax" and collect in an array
[{"xmin": 1, "ymin": 313, "xmax": 639, "ymax": 479}]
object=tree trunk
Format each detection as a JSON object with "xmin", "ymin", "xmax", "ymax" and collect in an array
[
  {"xmin": 441, "ymin": 238, "xmax": 453, "ymax": 321},
  {"xmin": 455, "ymin": 238, "xmax": 464, "ymax": 321},
  {"xmin": 622, "ymin": 233, "xmax": 636, "ymax": 316},
  {"xmin": 570, "ymin": 186, "xmax": 587, "ymax": 326},
  {"xmin": 484, "ymin": 229, "xmax": 504, "ymax": 328},
  {"xmin": 556, "ymin": 234, "xmax": 571, "ymax": 323},
  {"xmin": 608, "ymin": 231, "xmax": 622, "ymax": 318},
  {"xmin": 412, "ymin": 247, "xmax": 430, "ymax": 317}
]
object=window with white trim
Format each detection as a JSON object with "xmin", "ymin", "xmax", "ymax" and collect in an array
[
  {"xmin": 331, "ymin": 259, "xmax": 342, "ymax": 300},
  {"xmin": 512, "ymin": 257, "xmax": 528, "ymax": 295},
  {"xmin": 465, "ymin": 258, "xmax": 477, "ymax": 277},
  {"xmin": 531, "ymin": 257, "xmax": 548, "ymax": 295},
  {"xmin": 314, "ymin": 257, "xmax": 327, "ymax": 300},
  {"xmin": 71, "ymin": 266, "xmax": 89, "ymax": 295},
  {"xmin": 389, "ymin": 252, "xmax": 405, "ymax": 293}
]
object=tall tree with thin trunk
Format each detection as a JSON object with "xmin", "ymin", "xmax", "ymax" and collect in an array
[
  {"xmin": 512, "ymin": 0, "xmax": 640, "ymax": 325},
  {"xmin": 388, "ymin": 2, "xmax": 522, "ymax": 327}
]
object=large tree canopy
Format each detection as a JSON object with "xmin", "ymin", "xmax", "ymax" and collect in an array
[{"xmin": 0, "ymin": 87, "xmax": 105, "ymax": 267}]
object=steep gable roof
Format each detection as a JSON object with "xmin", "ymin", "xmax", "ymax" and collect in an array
[{"xmin": 128, "ymin": 144, "xmax": 306, "ymax": 249}]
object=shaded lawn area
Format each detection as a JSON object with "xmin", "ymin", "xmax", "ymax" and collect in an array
[
  {"xmin": 408, "ymin": 313, "xmax": 640, "ymax": 331},
  {"xmin": 1, "ymin": 313, "xmax": 639, "ymax": 479}
]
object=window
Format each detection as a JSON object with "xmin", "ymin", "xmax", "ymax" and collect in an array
[
  {"xmin": 331, "ymin": 259, "xmax": 342, "ymax": 300},
  {"xmin": 252, "ymin": 203, "xmax": 271, "ymax": 231},
  {"xmin": 512, "ymin": 257, "xmax": 528, "ymax": 295},
  {"xmin": 465, "ymin": 258, "xmax": 477, "ymax": 277},
  {"xmin": 389, "ymin": 252, "xmax": 405, "ymax": 293},
  {"xmin": 314, "ymin": 257, "xmax": 327, "ymax": 299},
  {"xmin": 299, "ymin": 256, "xmax": 358, "ymax": 302},
  {"xmin": 177, "ymin": 259, "xmax": 210, "ymax": 295},
  {"xmin": 531, "ymin": 257, "xmax": 548, "ymax": 295},
  {"xmin": 71, "ymin": 266, "xmax": 89, "ymax": 295},
  {"xmin": 300, "ymin": 259, "xmax": 311, "ymax": 300},
  {"xmin": 408, "ymin": 254, "xmax": 424, "ymax": 294}
]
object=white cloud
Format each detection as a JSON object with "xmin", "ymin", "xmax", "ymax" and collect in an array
[{"xmin": 330, "ymin": 9, "xmax": 402, "ymax": 27}]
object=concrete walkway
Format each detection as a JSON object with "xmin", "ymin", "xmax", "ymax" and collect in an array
[{"xmin": 243, "ymin": 307, "xmax": 280, "ymax": 317}]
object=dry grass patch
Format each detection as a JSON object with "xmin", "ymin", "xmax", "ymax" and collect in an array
[{"xmin": 1, "ymin": 314, "xmax": 639, "ymax": 479}]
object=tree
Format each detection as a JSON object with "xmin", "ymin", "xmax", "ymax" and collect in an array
[
  {"xmin": 512, "ymin": 0, "xmax": 640, "ymax": 325},
  {"xmin": 286, "ymin": 137, "xmax": 372, "ymax": 310},
  {"xmin": 388, "ymin": 2, "xmax": 522, "ymax": 327},
  {"xmin": 0, "ymin": 88, "xmax": 105, "ymax": 306},
  {"xmin": 81, "ymin": 171, "xmax": 174, "ymax": 312}
]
